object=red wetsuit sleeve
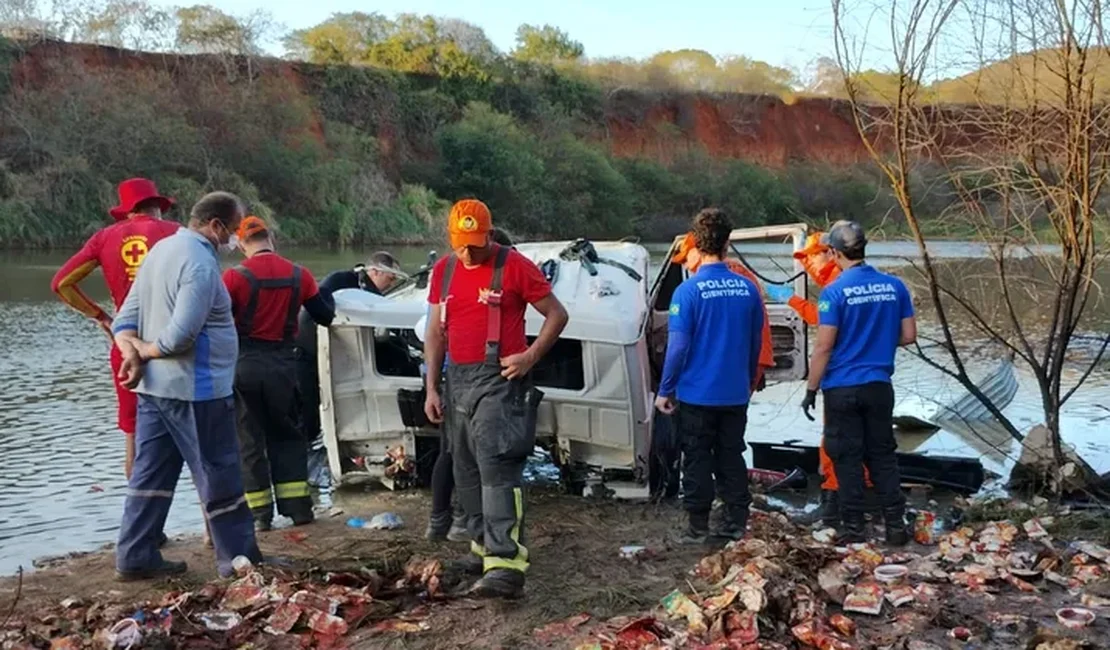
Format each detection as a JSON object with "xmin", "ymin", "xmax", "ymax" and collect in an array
[
  {"xmin": 789, "ymin": 295, "xmax": 819, "ymax": 326},
  {"xmin": 512, "ymin": 251, "xmax": 552, "ymax": 304},
  {"xmin": 51, "ymin": 230, "xmax": 110, "ymax": 324}
]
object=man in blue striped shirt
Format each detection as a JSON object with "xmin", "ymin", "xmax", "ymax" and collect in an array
[{"xmin": 113, "ymin": 191, "xmax": 262, "ymax": 580}]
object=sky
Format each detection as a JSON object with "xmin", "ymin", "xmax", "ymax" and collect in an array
[{"xmin": 143, "ymin": 0, "xmax": 852, "ymax": 74}]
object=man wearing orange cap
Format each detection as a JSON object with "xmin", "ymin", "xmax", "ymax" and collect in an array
[
  {"xmin": 423, "ymin": 199, "xmax": 568, "ymax": 599},
  {"xmin": 223, "ymin": 216, "xmax": 336, "ymax": 531},
  {"xmin": 764, "ymin": 232, "xmax": 870, "ymax": 527},
  {"xmin": 671, "ymin": 232, "xmax": 776, "ymax": 388},
  {"xmin": 52, "ymin": 178, "xmax": 182, "ymax": 480}
]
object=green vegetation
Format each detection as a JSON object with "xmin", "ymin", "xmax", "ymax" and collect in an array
[{"xmin": 0, "ymin": 5, "xmax": 985, "ymax": 248}]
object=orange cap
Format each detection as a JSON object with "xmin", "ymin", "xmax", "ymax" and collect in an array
[
  {"xmin": 237, "ymin": 215, "xmax": 268, "ymax": 241},
  {"xmin": 448, "ymin": 199, "xmax": 492, "ymax": 249},
  {"xmin": 793, "ymin": 233, "xmax": 829, "ymax": 260},
  {"xmin": 671, "ymin": 232, "xmax": 697, "ymax": 264}
]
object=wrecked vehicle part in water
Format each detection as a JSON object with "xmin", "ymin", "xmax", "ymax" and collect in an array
[{"xmin": 316, "ymin": 227, "xmax": 813, "ymax": 496}]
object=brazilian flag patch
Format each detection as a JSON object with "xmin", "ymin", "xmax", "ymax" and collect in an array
[
  {"xmin": 817, "ymin": 300, "xmax": 831, "ymax": 313},
  {"xmin": 669, "ymin": 303, "xmax": 680, "ymax": 315}
]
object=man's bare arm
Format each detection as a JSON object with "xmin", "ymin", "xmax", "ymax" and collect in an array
[
  {"xmin": 900, "ymin": 316, "xmax": 917, "ymax": 347},
  {"xmin": 424, "ymin": 302, "xmax": 446, "ymax": 392}
]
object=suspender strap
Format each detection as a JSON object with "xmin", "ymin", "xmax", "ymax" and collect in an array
[
  {"xmin": 485, "ymin": 245, "xmax": 510, "ymax": 364},
  {"xmin": 233, "ymin": 264, "xmax": 302, "ymax": 343}
]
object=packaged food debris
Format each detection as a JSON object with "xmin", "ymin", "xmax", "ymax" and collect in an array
[
  {"xmin": 846, "ymin": 547, "xmax": 884, "ymax": 572},
  {"xmin": 883, "ymin": 552, "xmax": 919, "ymax": 565},
  {"xmin": 791, "ymin": 619, "xmax": 818, "ymax": 645},
  {"xmin": 813, "ymin": 633, "xmax": 856, "ymax": 650},
  {"xmin": 262, "ymin": 602, "xmax": 303, "ymax": 635},
  {"xmin": 885, "ymin": 585, "xmax": 915, "ymax": 607},
  {"xmin": 813, "ymin": 528, "xmax": 837, "ymax": 544},
  {"xmin": 914, "ymin": 511, "xmax": 937, "ymax": 545},
  {"xmin": 371, "ymin": 618, "xmax": 431, "ymax": 633},
  {"xmin": 1044, "ymin": 571, "xmax": 1073, "ymax": 588},
  {"xmin": 842, "ymin": 583, "xmax": 883, "ymax": 616},
  {"xmin": 220, "ymin": 575, "xmax": 268, "ymax": 611},
  {"xmin": 60, "ymin": 597, "xmax": 83, "ymax": 609},
  {"xmin": 703, "ymin": 583, "xmax": 741, "ymax": 614},
  {"xmin": 307, "ymin": 610, "xmax": 349, "ymax": 636},
  {"xmin": 818, "ymin": 563, "xmax": 851, "ymax": 604},
  {"xmin": 1072, "ymin": 564, "xmax": 1105, "ymax": 584},
  {"xmin": 614, "ymin": 617, "xmax": 666, "ymax": 645},
  {"xmin": 710, "ymin": 563, "xmax": 743, "ymax": 589},
  {"xmin": 790, "ymin": 585, "xmax": 818, "ymax": 623},
  {"xmin": 1073, "ymin": 541, "xmax": 1110, "ymax": 562},
  {"xmin": 948, "ymin": 626, "xmax": 973, "ymax": 641},
  {"xmin": 1004, "ymin": 573, "xmax": 1037, "ymax": 592},
  {"xmin": 1071, "ymin": 553, "xmax": 1091, "ymax": 566},
  {"xmin": 231, "ymin": 555, "xmax": 253, "ymax": 575},
  {"xmin": 199, "ymin": 611, "xmax": 242, "ymax": 631},
  {"xmin": 738, "ymin": 582, "xmax": 767, "ymax": 612},
  {"xmin": 1023, "ymin": 518, "xmax": 1051, "ymax": 540},
  {"xmin": 912, "ymin": 583, "xmax": 939, "ymax": 602},
  {"xmin": 533, "ymin": 613, "xmax": 591, "ymax": 643},
  {"xmin": 723, "ymin": 609, "xmax": 759, "ymax": 644},
  {"xmin": 661, "ymin": 590, "xmax": 707, "ymax": 635},
  {"xmin": 964, "ymin": 564, "xmax": 1000, "ymax": 580},
  {"xmin": 367, "ymin": 512, "xmax": 404, "ymax": 530},
  {"xmin": 829, "ymin": 613, "xmax": 856, "ymax": 636},
  {"xmin": 907, "ymin": 642, "xmax": 943, "ymax": 650},
  {"xmin": 873, "ymin": 564, "xmax": 909, "ymax": 584},
  {"xmin": 1081, "ymin": 593, "xmax": 1110, "ymax": 609},
  {"xmin": 104, "ymin": 618, "xmax": 143, "ymax": 647},
  {"xmin": 289, "ymin": 590, "xmax": 339, "ymax": 615},
  {"xmin": 1055, "ymin": 607, "xmax": 1095, "ymax": 629}
]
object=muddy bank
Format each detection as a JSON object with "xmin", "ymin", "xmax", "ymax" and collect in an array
[{"xmin": 3, "ymin": 487, "xmax": 1110, "ymax": 649}]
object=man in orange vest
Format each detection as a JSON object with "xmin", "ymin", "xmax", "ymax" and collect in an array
[{"xmin": 764, "ymin": 233, "xmax": 872, "ymax": 527}]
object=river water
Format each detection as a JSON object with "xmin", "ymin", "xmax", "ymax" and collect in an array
[{"xmin": 1, "ymin": 241, "xmax": 1107, "ymax": 575}]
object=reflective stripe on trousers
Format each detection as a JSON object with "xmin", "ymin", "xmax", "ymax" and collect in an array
[
  {"xmin": 117, "ymin": 395, "xmax": 261, "ymax": 577},
  {"xmin": 447, "ymin": 362, "xmax": 541, "ymax": 574}
]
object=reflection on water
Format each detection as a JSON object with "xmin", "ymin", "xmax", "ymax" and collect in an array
[{"xmin": 0, "ymin": 242, "xmax": 1106, "ymax": 575}]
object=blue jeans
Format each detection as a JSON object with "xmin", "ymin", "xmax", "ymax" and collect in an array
[{"xmin": 116, "ymin": 395, "xmax": 261, "ymax": 577}]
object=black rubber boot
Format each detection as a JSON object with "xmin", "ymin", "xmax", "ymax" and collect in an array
[
  {"xmin": 115, "ymin": 559, "xmax": 188, "ymax": 582},
  {"xmin": 713, "ymin": 509, "xmax": 748, "ymax": 541},
  {"xmin": 448, "ymin": 553, "xmax": 484, "ymax": 576},
  {"xmin": 425, "ymin": 511, "xmax": 452, "ymax": 541},
  {"xmin": 819, "ymin": 490, "xmax": 841, "ymax": 528},
  {"xmin": 291, "ymin": 511, "xmax": 315, "ymax": 527},
  {"xmin": 471, "ymin": 568, "xmax": 525, "ymax": 599},
  {"xmin": 674, "ymin": 512, "xmax": 710, "ymax": 545},
  {"xmin": 883, "ymin": 508, "xmax": 910, "ymax": 546},
  {"xmin": 836, "ymin": 513, "xmax": 868, "ymax": 545},
  {"xmin": 446, "ymin": 512, "xmax": 470, "ymax": 542}
]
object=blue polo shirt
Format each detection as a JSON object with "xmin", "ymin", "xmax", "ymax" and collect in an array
[
  {"xmin": 659, "ymin": 262, "xmax": 765, "ymax": 407},
  {"xmin": 817, "ymin": 264, "xmax": 914, "ymax": 390}
]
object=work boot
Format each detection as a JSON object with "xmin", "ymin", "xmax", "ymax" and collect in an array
[
  {"xmin": 674, "ymin": 512, "xmax": 710, "ymax": 545},
  {"xmin": 115, "ymin": 559, "xmax": 188, "ymax": 582},
  {"xmin": 447, "ymin": 512, "xmax": 470, "ymax": 543},
  {"xmin": 447, "ymin": 553, "xmax": 484, "ymax": 576},
  {"xmin": 291, "ymin": 511, "xmax": 315, "ymax": 527},
  {"xmin": 713, "ymin": 510, "xmax": 749, "ymax": 541},
  {"xmin": 883, "ymin": 508, "xmax": 910, "ymax": 547},
  {"xmin": 425, "ymin": 511, "xmax": 452, "ymax": 541},
  {"xmin": 254, "ymin": 516, "xmax": 273, "ymax": 533},
  {"xmin": 819, "ymin": 490, "xmax": 841, "ymax": 528},
  {"xmin": 471, "ymin": 568, "xmax": 525, "ymax": 599},
  {"xmin": 835, "ymin": 513, "xmax": 868, "ymax": 545},
  {"xmin": 157, "ymin": 532, "xmax": 169, "ymax": 548}
]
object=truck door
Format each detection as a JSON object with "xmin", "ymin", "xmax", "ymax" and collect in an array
[{"xmin": 646, "ymin": 224, "xmax": 812, "ymax": 385}]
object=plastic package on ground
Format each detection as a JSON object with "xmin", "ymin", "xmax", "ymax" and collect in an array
[{"xmin": 367, "ymin": 512, "xmax": 404, "ymax": 530}]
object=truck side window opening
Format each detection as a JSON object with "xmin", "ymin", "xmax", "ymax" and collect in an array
[{"xmin": 652, "ymin": 262, "xmax": 684, "ymax": 311}]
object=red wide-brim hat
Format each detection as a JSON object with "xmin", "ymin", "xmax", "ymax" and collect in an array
[{"xmin": 109, "ymin": 178, "xmax": 175, "ymax": 221}]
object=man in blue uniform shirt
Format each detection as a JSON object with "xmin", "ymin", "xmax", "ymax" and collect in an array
[
  {"xmin": 801, "ymin": 220, "xmax": 917, "ymax": 545},
  {"xmin": 655, "ymin": 208, "xmax": 765, "ymax": 544}
]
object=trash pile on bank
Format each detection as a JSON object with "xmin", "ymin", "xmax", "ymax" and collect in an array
[
  {"xmin": 545, "ymin": 508, "xmax": 1108, "ymax": 649},
  {"xmin": 1, "ymin": 556, "xmax": 446, "ymax": 649}
]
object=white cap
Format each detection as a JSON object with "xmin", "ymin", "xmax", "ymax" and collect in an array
[{"xmin": 414, "ymin": 313, "xmax": 428, "ymax": 343}]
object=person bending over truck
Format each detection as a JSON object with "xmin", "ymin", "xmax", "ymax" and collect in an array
[
  {"xmin": 656, "ymin": 208, "xmax": 766, "ymax": 544},
  {"xmin": 224, "ymin": 216, "xmax": 336, "ymax": 531},
  {"xmin": 800, "ymin": 221, "xmax": 917, "ymax": 546},
  {"xmin": 423, "ymin": 199, "xmax": 568, "ymax": 599}
]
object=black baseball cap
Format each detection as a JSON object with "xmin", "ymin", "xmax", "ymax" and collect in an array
[{"xmin": 824, "ymin": 220, "xmax": 867, "ymax": 255}]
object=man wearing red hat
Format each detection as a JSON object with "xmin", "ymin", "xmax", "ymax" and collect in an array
[
  {"xmin": 51, "ymin": 178, "xmax": 181, "ymax": 477},
  {"xmin": 223, "ymin": 216, "xmax": 335, "ymax": 532}
]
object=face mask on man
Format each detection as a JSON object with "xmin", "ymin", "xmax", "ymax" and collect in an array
[{"xmin": 219, "ymin": 234, "xmax": 239, "ymax": 255}]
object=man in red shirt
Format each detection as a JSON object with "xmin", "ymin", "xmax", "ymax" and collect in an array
[
  {"xmin": 51, "ymin": 178, "xmax": 180, "ymax": 478},
  {"xmin": 223, "ymin": 216, "xmax": 336, "ymax": 531},
  {"xmin": 423, "ymin": 199, "xmax": 568, "ymax": 599}
]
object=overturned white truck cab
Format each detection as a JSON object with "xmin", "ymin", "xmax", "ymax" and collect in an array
[{"xmin": 318, "ymin": 225, "xmax": 811, "ymax": 496}]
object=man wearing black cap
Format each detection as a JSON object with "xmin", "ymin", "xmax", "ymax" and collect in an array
[{"xmin": 801, "ymin": 220, "xmax": 917, "ymax": 545}]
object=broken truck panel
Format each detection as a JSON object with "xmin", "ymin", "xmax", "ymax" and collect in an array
[{"xmin": 749, "ymin": 442, "xmax": 986, "ymax": 494}]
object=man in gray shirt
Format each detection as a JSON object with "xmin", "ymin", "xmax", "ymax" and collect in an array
[{"xmin": 112, "ymin": 191, "xmax": 262, "ymax": 580}]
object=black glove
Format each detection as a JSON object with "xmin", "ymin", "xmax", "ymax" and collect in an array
[{"xmin": 801, "ymin": 389, "xmax": 818, "ymax": 421}]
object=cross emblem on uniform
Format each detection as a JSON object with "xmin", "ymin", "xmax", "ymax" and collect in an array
[{"xmin": 125, "ymin": 242, "xmax": 145, "ymax": 264}]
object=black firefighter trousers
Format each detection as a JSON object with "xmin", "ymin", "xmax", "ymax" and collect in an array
[
  {"xmin": 235, "ymin": 343, "xmax": 313, "ymax": 524},
  {"xmin": 447, "ymin": 362, "xmax": 542, "ymax": 577},
  {"xmin": 822, "ymin": 381, "xmax": 906, "ymax": 522},
  {"xmin": 677, "ymin": 402, "xmax": 752, "ymax": 525}
]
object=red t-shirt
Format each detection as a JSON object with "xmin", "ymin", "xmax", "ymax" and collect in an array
[
  {"xmin": 51, "ymin": 215, "xmax": 182, "ymax": 321},
  {"xmin": 427, "ymin": 247, "xmax": 552, "ymax": 364},
  {"xmin": 223, "ymin": 252, "xmax": 320, "ymax": 342}
]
